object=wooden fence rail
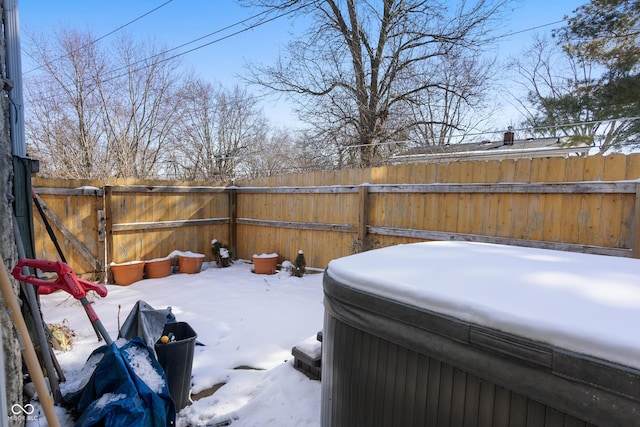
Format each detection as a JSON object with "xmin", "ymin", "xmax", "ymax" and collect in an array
[{"xmin": 31, "ymin": 154, "xmax": 640, "ymax": 280}]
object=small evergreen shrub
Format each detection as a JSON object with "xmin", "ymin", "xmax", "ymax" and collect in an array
[
  {"xmin": 212, "ymin": 239, "xmax": 233, "ymax": 267},
  {"xmin": 292, "ymin": 250, "xmax": 306, "ymax": 277}
]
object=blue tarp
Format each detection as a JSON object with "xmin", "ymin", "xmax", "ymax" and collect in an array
[{"xmin": 64, "ymin": 338, "xmax": 176, "ymax": 427}]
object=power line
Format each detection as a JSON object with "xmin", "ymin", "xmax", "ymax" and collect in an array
[
  {"xmin": 24, "ymin": 0, "xmax": 174, "ymax": 75},
  {"xmin": 149, "ymin": 116, "xmax": 640, "ymax": 166},
  {"xmin": 93, "ymin": 6, "xmax": 284, "ymax": 84},
  {"xmin": 26, "ymin": 4, "xmax": 574, "ymax": 102},
  {"xmin": 493, "ymin": 19, "xmax": 567, "ymax": 41},
  {"xmin": 26, "ymin": 2, "xmax": 312, "ymax": 102},
  {"xmin": 320, "ymin": 116, "xmax": 640, "ymax": 152}
]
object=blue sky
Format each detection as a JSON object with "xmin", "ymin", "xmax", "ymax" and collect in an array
[{"xmin": 19, "ymin": 0, "xmax": 587, "ymax": 129}]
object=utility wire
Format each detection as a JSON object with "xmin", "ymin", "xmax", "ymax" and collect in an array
[
  {"xmin": 490, "ymin": 19, "xmax": 567, "ymax": 42},
  {"xmin": 25, "ymin": 6, "xmax": 577, "ymax": 101},
  {"xmin": 147, "ymin": 116, "xmax": 640, "ymax": 164},
  {"xmin": 24, "ymin": 3, "xmax": 636, "ymax": 137},
  {"xmin": 24, "ymin": 0, "xmax": 174, "ymax": 75},
  {"xmin": 93, "ymin": 6, "xmax": 284, "ymax": 83},
  {"xmin": 26, "ymin": 2, "xmax": 312, "ymax": 102}
]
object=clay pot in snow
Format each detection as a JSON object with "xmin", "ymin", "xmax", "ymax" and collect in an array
[
  {"xmin": 252, "ymin": 253, "xmax": 279, "ymax": 275},
  {"xmin": 144, "ymin": 257, "xmax": 172, "ymax": 279},
  {"xmin": 178, "ymin": 254, "xmax": 205, "ymax": 274},
  {"xmin": 111, "ymin": 261, "xmax": 145, "ymax": 286}
]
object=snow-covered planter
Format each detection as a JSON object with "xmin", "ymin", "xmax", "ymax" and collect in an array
[
  {"xmin": 252, "ymin": 253, "xmax": 278, "ymax": 275},
  {"xmin": 110, "ymin": 260, "xmax": 145, "ymax": 286},
  {"xmin": 173, "ymin": 251, "xmax": 205, "ymax": 274},
  {"xmin": 144, "ymin": 257, "xmax": 172, "ymax": 279}
]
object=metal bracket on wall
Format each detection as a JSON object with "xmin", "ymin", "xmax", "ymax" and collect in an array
[{"xmin": 98, "ymin": 209, "xmax": 106, "ymax": 242}]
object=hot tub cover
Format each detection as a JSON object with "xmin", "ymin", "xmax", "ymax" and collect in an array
[
  {"xmin": 326, "ymin": 241, "xmax": 640, "ymax": 371},
  {"xmin": 323, "ymin": 242, "xmax": 640, "ymax": 425}
]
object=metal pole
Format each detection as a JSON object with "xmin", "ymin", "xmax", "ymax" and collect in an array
[
  {"xmin": 4, "ymin": 0, "xmax": 25, "ymax": 157},
  {"xmin": 13, "ymin": 216, "xmax": 63, "ymax": 404},
  {"xmin": 0, "ymin": 315, "xmax": 8, "ymax": 427}
]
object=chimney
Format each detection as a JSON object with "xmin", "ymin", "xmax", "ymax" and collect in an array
[{"xmin": 503, "ymin": 126, "xmax": 514, "ymax": 145}]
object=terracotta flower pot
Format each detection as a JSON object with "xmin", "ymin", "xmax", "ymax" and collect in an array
[
  {"xmin": 111, "ymin": 261, "xmax": 145, "ymax": 286},
  {"xmin": 178, "ymin": 254, "xmax": 204, "ymax": 274},
  {"xmin": 253, "ymin": 253, "xmax": 279, "ymax": 275},
  {"xmin": 144, "ymin": 258, "xmax": 172, "ymax": 279}
]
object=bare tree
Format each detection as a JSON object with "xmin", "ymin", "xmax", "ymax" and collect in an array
[
  {"xmin": 25, "ymin": 29, "xmax": 184, "ymax": 178},
  {"xmin": 245, "ymin": 0, "xmax": 509, "ymax": 167},
  {"xmin": 25, "ymin": 29, "xmax": 107, "ymax": 178},
  {"xmin": 173, "ymin": 79, "xmax": 269, "ymax": 181},
  {"xmin": 240, "ymin": 127, "xmax": 295, "ymax": 178},
  {"xmin": 406, "ymin": 48, "xmax": 497, "ymax": 146},
  {"xmin": 98, "ymin": 35, "xmax": 184, "ymax": 178},
  {"xmin": 510, "ymin": 35, "xmax": 598, "ymax": 144}
]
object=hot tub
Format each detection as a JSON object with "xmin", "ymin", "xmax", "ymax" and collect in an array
[{"xmin": 322, "ymin": 241, "xmax": 640, "ymax": 427}]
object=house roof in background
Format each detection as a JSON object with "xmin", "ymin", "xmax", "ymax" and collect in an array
[{"xmin": 393, "ymin": 137, "xmax": 593, "ymax": 163}]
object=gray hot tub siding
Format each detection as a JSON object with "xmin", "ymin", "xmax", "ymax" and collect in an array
[{"xmin": 321, "ymin": 272, "xmax": 640, "ymax": 427}]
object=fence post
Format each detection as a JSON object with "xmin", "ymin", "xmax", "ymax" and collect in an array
[
  {"xmin": 228, "ymin": 187, "xmax": 238, "ymax": 262},
  {"xmin": 358, "ymin": 184, "xmax": 370, "ymax": 252},
  {"xmin": 633, "ymin": 183, "xmax": 640, "ymax": 259},
  {"xmin": 104, "ymin": 185, "xmax": 114, "ymax": 277}
]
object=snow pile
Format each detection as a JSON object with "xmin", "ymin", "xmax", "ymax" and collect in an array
[
  {"xmin": 167, "ymin": 250, "xmax": 205, "ymax": 258},
  {"xmin": 124, "ymin": 345, "xmax": 165, "ymax": 394}
]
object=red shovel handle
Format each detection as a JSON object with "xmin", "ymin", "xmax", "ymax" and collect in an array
[{"xmin": 12, "ymin": 258, "xmax": 107, "ymax": 299}]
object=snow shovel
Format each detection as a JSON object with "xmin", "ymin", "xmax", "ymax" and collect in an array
[{"xmin": 11, "ymin": 258, "xmax": 113, "ymax": 345}]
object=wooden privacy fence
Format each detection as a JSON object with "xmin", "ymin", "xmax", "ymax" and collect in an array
[
  {"xmin": 31, "ymin": 154, "xmax": 640, "ymax": 280},
  {"xmin": 236, "ymin": 180, "xmax": 640, "ymax": 268},
  {"xmin": 105, "ymin": 185, "xmax": 230, "ymax": 268}
]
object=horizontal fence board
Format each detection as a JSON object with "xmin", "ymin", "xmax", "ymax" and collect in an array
[
  {"xmin": 113, "ymin": 217, "xmax": 229, "ymax": 232},
  {"xmin": 237, "ymin": 218, "xmax": 356, "ymax": 233},
  {"xmin": 107, "ymin": 185, "xmax": 228, "ymax": 193},
  {"xmin": 35, "ymin": 187, "xmax": 105, "ymax": 196},
  {"xmin": 369, "ymin": 226, "xmax": 632, "ymax": 258},
  {"xmin": 368, "ymin": 182, "xmax": 639, "ymax": 194},
  {"xmin": 235, "ymin": 185, "xmax": 360, "ymax": 194}
]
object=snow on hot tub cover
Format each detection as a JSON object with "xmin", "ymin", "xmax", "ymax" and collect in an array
[{"xmin": 325, "ymin": 241, "xmax": 640, "ymax": 370}]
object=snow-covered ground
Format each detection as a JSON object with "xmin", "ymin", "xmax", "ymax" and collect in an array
[
  {"xmin": 24, "ymin": 241, "xmax": 640, "ymax": 426},
  {"xmin": 31, "ymin": 260, "xmax": 325, "ymax": 426}
]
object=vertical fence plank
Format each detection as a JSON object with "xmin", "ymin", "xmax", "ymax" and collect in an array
[
  {"xmin": 543, "ymin": 158, "xmax": 567, "ymax": 243},
  {"xmin": 603, "ymin": 154, "xmax": 628, "ymax": 181},
  {"xmin": 564, "ymin": 156, "xmax": 586, "ymax": 181},
  {"xmin": 627, "ymin": 153, "xmax": 640, "ymax": 179},
  {"xmin": 104, "ymin": 185, "xmax": 114, "ymax": 267},
  {"xmin": 584, "ymin": 155, "xmax": 605, "ymax": 181},
  {"xmin": 358, "ymin": 185, "xmax": 370, "ymax": 252},
  {"xmin": 633, "ymin": 183, "xmax": 640, "ymax": 258}
]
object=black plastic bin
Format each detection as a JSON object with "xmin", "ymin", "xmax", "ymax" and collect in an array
[{"xmin": 154, "ymin": 322, "xmax": 197, "ymax": 411}]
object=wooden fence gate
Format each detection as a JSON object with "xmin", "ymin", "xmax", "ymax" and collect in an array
[{"xmin": 32, "ymin": 186, "xmax": 106, "ymax": 280}]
